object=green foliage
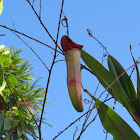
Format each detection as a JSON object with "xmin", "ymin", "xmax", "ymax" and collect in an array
[
  {"xmin": 0, "ymin": 0, "xmax": 3, "ymax": 15},
  {"xmin": 84, "ymin": 89, "xmax": 140, "ymax": 140},
  {"xmin": 0, "ymin": 45, "xmax": 47, "ymax": 139},
  {"xmin": 81, "ymin": 50, "xmax": 133, "ymax": 111},
  {"xmin": 81, "ymin": 50, "xmax": 140, "ymax": 139},
  {"xmin": 108, "ymin": 55, "xmax": 140, "ymax": 119}
]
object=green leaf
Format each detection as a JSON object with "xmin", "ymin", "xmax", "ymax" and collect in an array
[
  {"xmin": 0, "ymin": 46, "xmax": 50, "ymax": 137},
  {"xmin": 0, "ymin": 113, "xmax": 5, "ymax": 132},
  {"xmin": 41, "ymin": 121, "xmax": 53, "ymax": 127},
  {"xmin": 4, "ymin": 117, "xmax": 12, "ymax": 131},
  {"xmin": 84, "ymin": 89, "xmax": 140, "ymax": 140},
  {"xmin": 17, "ymin": 128, "xmax": 22, "ymax": 138},
  {"xmin": 135, "ymin": 63, "xmax": 140, "ymax": 103},
  {"xmin": 81, "ymin": 50, "xmax": 133, "ymax": 112},
  {"xmin": 9, "ymin": 74, "xmax": 17, "ymax": 86},
  {"xmin": 0, "ymin": 54, "xmax": 4, "ymax": 68},
  {"xmin": 3, "ymin": 58, "xmax": 12, "ymax": 67},
  {"xmin": 0, "ymin": 74, "xmax": 6, "ymax": 94},
  {"xmin": 0, "ymin": 45, "xmax": 5, "ymax": 52},
  {"xmin": 17, "ymin": 87, "xmax": 25, "ymax": 100},
  {"xmin": 0, "ymin": 0, "xmax": 3, "ymax": 15},
  {"xmin": 108, "ymin": 55, "xmax": 140, "ymax": 117},
  {"xmin": 108, "ymin": 55, "xmax": 137, "ymax": 101},
  {"xmin": 135, "ymin": 65, "xmax": 140, "ymax": 117},
  {"xmin": 2, "ymin": 48, "xmax": 10, "ymax": 55}
]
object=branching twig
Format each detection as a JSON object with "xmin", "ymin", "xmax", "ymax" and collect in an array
[
  {"xmin": 26, "ymin": 0, "xmax": 63, "ymax": 52},
  {"xmin": 84, "ymin": 61, "xmax": 140, "ymax": 127},
  {"xmin": 52, "ymin": 97, "xmax": 113, "ymax": 139},
  {"xmin": 12, "ymin": 31, "xmax": 49, "ymax": 71},
  {"xmin": 129, "ymin": 45, "xmax": 140, "ymax": 77},
  {"xmin": 81, "ymin": 64, "xmax": 94, "ymax": 75},
  {"xmin": 77, "ymin": 93, "xmax": 110, "ymax": 139},
  {"xmin": 80, "ymin": 48, "xmax": 106, "ymax": 134},
  {"xmin": 38, "ymin": 0, "xmax": 64, "ymax": 139},
  {"xmin": 76, "ymin": 113, "xmax": 98, "ymax": 140},
  {"xmin": 0, "ymin": 25, "xmax": 63, "ymax": 54}
]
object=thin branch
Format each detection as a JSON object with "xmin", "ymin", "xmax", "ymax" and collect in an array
[
  {"xmin": 81, "ymin": 64, "xmax": 94, "ymax": 75},
  {"xmin": 26, "ymin": 0, "xmax": 63, "ymax": 52},
  {"xmin": 105, "ymin": 131, "xmax": 108, "ymax": 140},
  {"xmin": 80, "ymin": 93, "xmax": 110, "ymax": 140},
  {"xmin": 129, "ymin": 45, "xmax": 140, "ymax": 77},
  {"xmin": 84, "ymin": 61, "xmax": 140, "ymax": 127},
  {"xmin": 52, "ymin": 97, "xmax": 113, "ymax": 140},
  {"xmin": 13, "ymin": 31, "xmax": 49, "ymax": 71},
  {"xmin": 77, "ymin": 93, "xmax": 110, "ymax": 139},
  {"xmin": 54, "ymin": 59, "xmax": 65, "ymax": 64},
  {"xmin": 77, "ymin": 58, "xmax": 140, "ymax": 139},
  {"xmin": 76, "ymin": 113, "xmax": 98, "ymax": 140},
  {"xmin": 80, "ymin": 48, "xmax": 105, "ymax": 135},
  {"xmin": 39, "ymin": 0, "xmax": 42, "ymax": 18},
  {"xmin": 38, "ymin": 0, "xmax": 64, "ymax": 139},
  {"xmin": 80, "ymin": 83, "xmax": 99, "ymax": 134},
  {"xmin": 87, "ymin": 28, "xmax": 109, "ymax": 55},
  {"xmin": 53, "ymin": 110, "xmax": 93, "ymax": 140},
  {"xmin": 0, "ymin": 25, "xmax": 63, "ymax": 54},
  {"xmin": 73, "ymin": 126, "xmax": 78, "ymax": 140}
]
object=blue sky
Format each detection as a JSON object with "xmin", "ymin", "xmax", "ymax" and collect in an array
[{"xmin": 0, "ymin": 0, "xmax": 140, "ymax": 139}]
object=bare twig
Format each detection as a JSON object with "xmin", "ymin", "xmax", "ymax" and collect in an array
[
  {"xmin": 87, "ymin": 28, "xmax": 109, "ymax": 55},
  {"xmin": 0, "ymin": 25, "xmax": 63, "ymax": 54},
  {"xmin": 39, "ymin": 0, "xmax": 42, "ymax": 18},
  {"xmin": 73, "ymin": 126, "xmax": 78, "ymax": 140},
  {"xmin": 105, "ymin": 130, "xmax": 108, "ymax": 140},
  {"xmin": 85, "ymin": 61, "xmax": 140, "ymax": 127},
  {"xmin": 81, "ymin": 64, "xmax": 94, "ymax": 75},
  {"xmin": 80, "ymin": 83, "xmax": 99, "ymax": 135},
  {"xmin": 77, "ymin": 59, "xmax": 140, "ymax": 139},
  {"xmin": 38, "ymin": 0, "xmax": 64, "ymax": 139},
  {"xmin": 26, "ymin": 0, "xmax": 63, "ymax": 52},
  {"xmin": 77, "ymin": 93, "xmax": 110, "ymax": 139},
  {"xmin": 79, "ymin": 48, "xmax": 106, "ymax": 138},
  {"xmin": 76, "ymin": 113, "xmax": 98, "ymax": 140},
  {"xmin": 12, "ymin": 31, "xmax": 49, "ymax": 71},
  {"xmin": 54, "ymin": 58, "xmax": 140, "ymax": 139},
  {"xmin": 52, "ymin": 97, "xmax": 113, "ymax": 139},
  {"xmin": 129, "ymin": 45, "xmax": 140, "ymax": 77}
]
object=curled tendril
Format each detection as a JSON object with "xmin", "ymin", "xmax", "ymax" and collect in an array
[
  {"xmin": 61, "ymin": 18, "xmax": 67, "ymax": 27},
  {"xmin": 84, "ymin": 99, "xmax": 90, "ymax": 104},
  {"xmin": 61, "ymin": 16, "xmax": 69, "ymax": 37},
  {"xmin": 84, "ymin": 99, "xmax": 94, "ymax": 104},
  {"xmin": 87, "ymin": 29, "xmax": 93, "ymax": 37}
]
